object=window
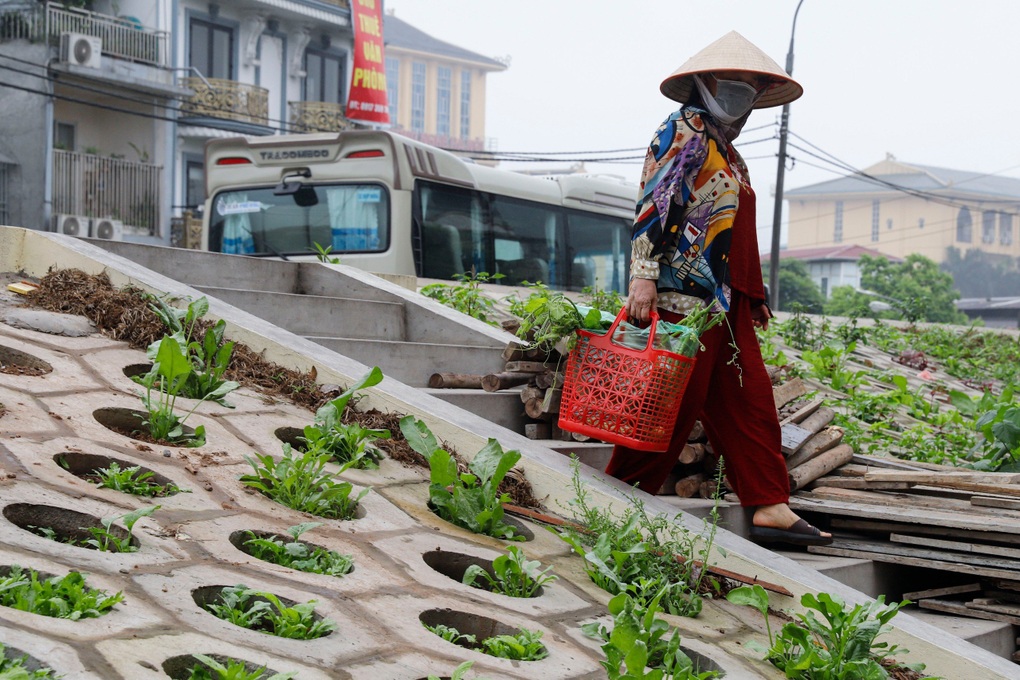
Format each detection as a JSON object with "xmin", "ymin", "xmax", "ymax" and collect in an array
[
  {"xmin": 185, "ymin": 159, "xmax": 205, "ymax": 211},
  {"xmin": 1000, "ymin": 212, "xmax": 1013, "ymax": 246},
  {"xmin": 834, "ymin": 201, "xmax": 843, "ymax": 243},
  {"xmin": 54, "ymin": 122, "xmax": 75, "ymax": 151},
  {"xmin": 956, "ymin": 206, "xmax": 972, "ymax": 243},
  {"xmin": 189, "ymin": 18, "xmax": 233, "ymax": 79},
  {"xmin": 871, "ymin": 199, "xmax": 879, "ymax": 242},
  {"xmin": 304, "ymin": 49, "xmax": 345, "ymax": 104},
  {"xmin": 411, "ymin": 62, "xmax": 426, "ymax": 133},
  {"xmin": 982, "ymin": 210, "xmax": 996, "ymax": 244},
  {"xmin": 385, "ymin": 56, "xmax": 399, "ymax": 122},
  {"xmin": 436, "ymin": 66, "xmax": 451, "ymax": 138},
  {"xmin": 460, "ymin": 70, "xmax": 471, "ymax": 139},
  {"xmin": 820, "ymin": 276, "xmax": 829, "ymax": 299}
]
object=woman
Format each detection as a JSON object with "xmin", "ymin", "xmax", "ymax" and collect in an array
[{"xmin": 605, "ymin": 31, "xmax": 832, "ymax": 547}]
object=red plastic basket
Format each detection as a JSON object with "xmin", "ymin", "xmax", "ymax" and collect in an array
[{"xmin": 558, "ymin": 308, "xmax": 695, "ymax": 452}]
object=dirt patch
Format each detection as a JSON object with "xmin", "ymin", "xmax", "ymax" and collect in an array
[{"xmin": 22, "ymin": 269, "xmax": 540, "ymax": 509}]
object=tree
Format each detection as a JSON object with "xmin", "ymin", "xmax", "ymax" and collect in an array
[
  {"xmin": 942, "ymin": 246, "xmax": 1020, "ymax": 298},
  {"xmin": 761, "ymin": 259, "xmax": 825, "ymax": 313},
  {"xmin": 850, "ymin": 253, "xmax": 968, "ymax": 324},
  {"xmin": 824, "ymin": 286, "xmax": 874, "ymax": 319}
]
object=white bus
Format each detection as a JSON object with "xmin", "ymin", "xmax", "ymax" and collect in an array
[{"xmin": 202, "ymin": 130, "xmax": 636, "ymax": 293}]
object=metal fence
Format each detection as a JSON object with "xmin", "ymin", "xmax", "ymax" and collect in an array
[
  {"xmin": 0, "ymin": 3, "xmax": 44, "ymax": 42},
  {"xmin": 47, "ymin": 3, "xmax": 167, "ymax": 67},
  {"xmin": 52, "ymin": 150, "xmax": 162, "ymax": 236}
]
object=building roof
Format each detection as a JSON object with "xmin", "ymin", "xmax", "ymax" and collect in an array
[
  {"xmin": 956, "ymin": 297, "xmax": 1020, "ymax": 311},
  {"xmin": 760, "ymin": 244, "xmax": 901, "ymax": 263},
  {"xmin": 384, "ymin": 13, "xmax": 507, "ymax": 70},
  {"xmin": 786, "ymin": 159, "xmax": 1020, "ymax": 200}
]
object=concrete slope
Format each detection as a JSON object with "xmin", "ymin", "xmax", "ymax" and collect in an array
[{"xmin": 0, "ymin": 227, "xmax": 1014, "ymax": 678}]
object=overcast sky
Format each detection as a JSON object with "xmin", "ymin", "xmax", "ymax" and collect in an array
[{"xmin": 385, "ymin": 0, "xmax": 1020, "ymax": 247}]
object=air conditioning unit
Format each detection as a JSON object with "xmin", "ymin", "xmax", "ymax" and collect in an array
[
  {"xmin": 92, "ymin": 218, "xmax": 123, "ymax": 241},
  {"xmin": 53, "ymin": 213, "xmax": 90, "ymax": 237},
  {"xmin": 60, "ymin": 32, "xmax": 102, "ymax": 69}
]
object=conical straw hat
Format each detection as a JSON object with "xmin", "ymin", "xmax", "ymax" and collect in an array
[{"xmin": 660, "ymin": 31, "xmax": 803, "ymax": 109}]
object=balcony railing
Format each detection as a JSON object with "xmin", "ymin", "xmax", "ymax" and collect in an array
[
  {"xmin": 0, "ymin": 4, "xmax": 44, "ymax": 42},
  {"xmin": 181, "ymin": 77, "xmax": 269, "ymax": 127},
  {"xmin": 288, "ymin": 101, "xmax": 355, "ymax": 133},
  {"xmin": 52, "ymin": 150, "xmax": 163, "ymax": 236},
  {"xmin": 318, "ymin": 0, "xmax": 351, "ymax": 7},
  {"xmin": 47, "ymin": 3, "xmax": 167, "ymax": 67}
]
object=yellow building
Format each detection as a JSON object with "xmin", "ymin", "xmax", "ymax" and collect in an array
[
  {"xmin": 383, "ymin": 12, "xmax": 507, "ymax": 154},
  {"xmin": 785, "ymin": 155, "xmax": 1020, "ymax": 264}
]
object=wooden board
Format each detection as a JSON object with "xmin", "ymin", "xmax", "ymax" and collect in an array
[
  {"xmin": 773, "ymin": 378, "xmax": 807, "ymax": 409},
  {"xmin": 830, "ymin": 518, "xmax": 1020, "ymax": 546},
  {"xmin": 786, "ymin": 427, "xmax": 844, "ymax": 468},
  {"xmin": 780, "ymin": 423, "xmax": 813, "ymax": 456},
  {"xmin": 779, "ymin": 397, "xmax": 824, "ymax": 427},
  {"xmin": 902, "ymin": 583, "xmax": 982, "ymax": 601},
  {"xmin": 807, "ymin": 477, "xmax": 912, "ymax": 491},
  {"xmin": 863, "ymin": 470, "xmax": 1020, "ymax": 485},
  {"xmin": 890, "ymin": 533, "xmax": 1020, "ymax": 561},
  {"xmin": 808, "ymin": 541, "xmax": 1020, "ymax": 581},
  {"xmin": 972, "ymin": 496, "xmax": 1020, "ymax": 512},
  {"xmin": 918, "ymin": 598, "xmax": 1020, "ymax": 626}
]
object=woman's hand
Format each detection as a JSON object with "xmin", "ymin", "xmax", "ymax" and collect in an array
[
  {"xmin": 626, "ymin": 278, "xmax": 658, "ymax": 323},
  {"xmin": 751, "ymin": 302, "xmax": 773, "ymax": 330}
]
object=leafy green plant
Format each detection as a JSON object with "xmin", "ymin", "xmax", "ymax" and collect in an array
[
  {"xmin": 0, "ymin": 567, "xmax": 123, "ymax": 619},
  {"xmin": 580, "ymin": 283, "xmax": 625, "ymax": 315},
  {"xmin": 421, "ymin": 272, "xmax": 504, "ymax": 325},
  {"xmin": 426, "ymin": 661, "xmax": 479, "ymax": 680},
  {"xmin": 801, "ymin": 341, "xmax": 868, "ymax": 391},
  {"xmin": 310, "ymin": 241, "xmax": 341, "ymax": 264},
  {"xmin": 0, "ymin": 642, "xmax": 61, "ymax": 679},
  {"xmin": 242, "ymin": 523, "xmax": 354, "ymax": 577},
  {"xmin": 89, "ymin": 461, "xmax": 187, "ymax": 497},
  {"xmin": 400, "ymin": 416, "xmax": 523, "ymax": 541},
  {"xmin": 462, "ymin": 545, "xmax": 556, "ymax": 598},
  {"xmin": 422, "ymin": 622, "xmax": 547, "ymax": 661},
  {"xmin": 726, "ymin": 585, "xmax": 932, "ymax": 679},
  {"xmin": 240, "ymin": 445, "xmax": 369, "ymax": 520},
  {"xmin": 514, "ymin": 289, "xmax": 605, "ymax": 351},
  {"xmin": 186, "ymin": 655, "xmax": 295, "ymax": 680},
  {"xmin": 582, "ymin": 588, "xmax": 719, "ymax": 679},
  {"xmin": 204, "ymin": 585, "xmax": 336, "ymax": 640},
  {"xmin": 30, "ymin": 506, "xmax": 157, "ymax": 553},
  {"xmin": 301, "ymin": 366, "xmax": 388, "ymax": 469}
]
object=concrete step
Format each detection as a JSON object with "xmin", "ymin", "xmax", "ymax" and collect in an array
[
  {"xmin": 195, "ymin": 286, "xmax": 405, "ymax": 339},
  {"xmin": 306, "ymin": 337, "xmax": 507, "ymax": 387},
  {"xmin": 424, "ymin": 388, "xmax": 528, "ymax": 433}
]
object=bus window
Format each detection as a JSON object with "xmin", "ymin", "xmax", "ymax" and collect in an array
[
  {"xmin": 565, "ymin": 211, "xmax": 630, "ymax": 294},
  {"xmin": 490, "ymin": 195, "xmax": 564, "ymax": 288},
  {"xmin": 207, "ymin": 183, "xmax": 390, "ymax": 257},
  {"xmin": 417, "ymin": 182, "xmax": 482, "ymax": 278}
]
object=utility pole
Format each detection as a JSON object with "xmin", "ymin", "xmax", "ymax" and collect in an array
[{"xmin": 768, "ymin": 0, "xmax": 805, "ymax": 310}]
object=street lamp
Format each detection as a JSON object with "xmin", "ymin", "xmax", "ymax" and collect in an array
[{"xmin": 768, "ymin": 0, "xmax": 806, "ymax": 311}]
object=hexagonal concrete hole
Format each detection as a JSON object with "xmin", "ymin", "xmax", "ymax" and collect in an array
[
  {"xmin": 422, "ymin": 549, "xmax": 543, "ymax": 597},
  {"xmin": 53, "ymin": 452, "xmax": 182, "ymax": 497},
  {"xmin": 419, "ymin": 608, "xmax": 548, "ymax": 660},
  {"xmin": 679, "ymin": 646, "xmax": 726, "ymax": 677},
  {"xmin": 121, "ymin": 362, "xmax": 151, "ymax": 380},
  {"xmin": 274, "ymin": 426, "xmax": 306, "ymax": 451},
  {"xmin": 0, "ymin": 345, "xmax": 52, "ymax": 376},
  {"xmin": 162, "ymin": 653, "xmax": 286, "ymax": 679},
  {"xmin": 228, "ymin": 529, "xmax": 355, "ymax": 577},
  {"xmin": 92, "ymin": 407, "xmax": 198, "ymax": 447},
  {"xmin": 427, "ymin": 504, "xmax": 534, "ymax": 542},
  {"xmin": 192, "ymin": 585, "xmax": 334, "ymax": 639},
  {"xmin": 2, "ymin": 503, "xmax": 138, "ymax": 550}
]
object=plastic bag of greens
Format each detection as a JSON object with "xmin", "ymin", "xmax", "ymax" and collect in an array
[{"xmin": 576, "ymin": 305, "xmax": 703, "ymax": 357}]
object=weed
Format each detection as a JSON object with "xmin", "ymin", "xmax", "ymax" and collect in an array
[
  {"xmin": 204, "ymin": 585, "xmax": 336, "ymax": 640},
  {"xmin": 0, "ymin": 567, "xmax": 123, "ymax": 619},
  {"xmin": 420, "ymin": 272, "xmax": 504, "ymax": 325},
  {"xmin": 583, "ymin": 588, "xmax": 719, "ymax": 679},
  {"xmin": 90, "ymin": 461, "xmax": 187, "ymax": 497},
  {"xmin": 462, "ymin": 545, "xmax": 556, "ymax": 598},
  {"xmin": 0, "ymin": 641, "xmax": 61, "ymax": 679},
  {"xmin": 240, "ymin": 445, "xmax": 369, "ymax": 520},
  {"xmin": 400, "ymin": 416, "xmax": 523, "ymax": 541},
  {"xmin": 29, "ymin": 506, "xmax": 157, "ymax": 553},
  {"xmin": 186, "ymin": 654, "xmax": 295, "ymax": 680},
  {"xmin": 242, "ymin": 523, "xmax": 354, "ymax": 577},
  {"xmin": 426, "ymin": 661, "xmax": 478, "ymax": 680},
  {"xmin": 422, "ymin": 622, "xmax": 547, "ymax": 661},
  {"xmin": 726, "ymin": 585, "xmax": 934, "ymax": 679},
  {"xmin": 579, "ymin": 283, "xmax": 625, "ymax": 315},
  {"xmin": 310, "ymin": 242, "xmax": 341, "ymax": 264}
]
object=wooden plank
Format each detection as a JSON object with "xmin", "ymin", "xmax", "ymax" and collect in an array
[
  {"xmin": 831, "ymin": 518, "xmax": 1020, "ymax": 545},
  {"xmin": 965, "ymin": 599, "xmax": 1020, "ymax": 618},
  {"xmin": 890, "ymin": 533, "xmax": 1020, "ymax": 561},
  {"xmin": 780, "ymin": 423, "xmax": 813, "ymax": 456},
  {"xmin": 902, "ymin": 583, "xmax": 982, "ymax": 601},
  {"xmin": 852, "ymin": 454, "xmax": 953, "ymax": 472},
  {"xmin": 808, "ymin": 477, "xmax": 912, "ymax": 491},
  {"xmin": 786, "ymin": 427, "xmax": 844, "ymax": 468},
  {"xmin": 773, "ymin": 378, "xmax": 807, "ymax": 409},
  {"xmin": 804, "ymin": 487, "xmax": 1020, "ymax": 519},
  {"xmin": 918, "ymin": 599, "xmax": 1020, "ymax": 626},
  {"xmin": 779, "ymin": 397, "xmax": 824, "ymax": 427},
  {"xmin": 863, "ymin": 471, "xmax": 1020, "ymax": 485},
  {"xmin": 808, "ymin": 542, "xmax": 1020, "ymax": 581},
  {"xmin": 973, "ymin": 496, "xmax": 1020, "ymax": 511},
  {"xmin": 788, "ymin": 444, "xmax": 854, "ymax": 491}
]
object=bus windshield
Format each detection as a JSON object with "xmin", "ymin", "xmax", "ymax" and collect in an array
[
  {"xmin": 418, "ymin": 180, "xmax": 630, "ymax": 293},
  {"xmin": 207, "ymin": 182, "xmax": 390, "ymax": 257}
]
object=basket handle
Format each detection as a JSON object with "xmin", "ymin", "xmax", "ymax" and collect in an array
[{"xmin": 601, "ymin": 307, "xmax": 660, "ymax": 353}]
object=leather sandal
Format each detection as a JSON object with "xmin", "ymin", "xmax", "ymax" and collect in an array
[{"xmin": 748, "ymin": 519, "xmax": 833, "ymax": 547}]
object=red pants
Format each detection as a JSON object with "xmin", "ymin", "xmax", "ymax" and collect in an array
[{"xmin": 604, "ymin": 294, "xmax": 790, "ymax": 507}]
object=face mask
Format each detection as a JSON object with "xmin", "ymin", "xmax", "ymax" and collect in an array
[{"xmin": 693, "ymin": 74, "xmax": 762, "ymax": 124}]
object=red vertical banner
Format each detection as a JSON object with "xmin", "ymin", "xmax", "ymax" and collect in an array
[{"xmin": 347, "ymin": 0, "xmax": 390, "ymax": 125}]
